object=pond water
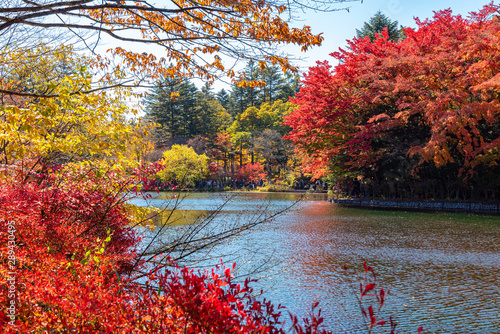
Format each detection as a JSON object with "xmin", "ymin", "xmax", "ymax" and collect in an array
[{"xmin": 129, "ymin": 192, "xmax": 500, "ymax": 333}]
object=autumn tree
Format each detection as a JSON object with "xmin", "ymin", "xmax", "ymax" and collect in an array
[
  {"xmin": 285, "ymin": 4, "xmax": 500, "ymax": 200},
  {"xmin": 227, "ymin": 99, "xmax": 294, "ymax": 165},
  {"xmin": 230, "ymin": 100, "xmax": 294, "ymax": 135},
  {"xmin": 0, "ymin": 0, "xmax": 349, "ymax": 97},
  {"xmin": 1, "ymin": 0, "xmax": 355, "ymax": 180},
  {"xmin": 0, "ymin": 45, "xmax": 148, "ymax": 180},
  {"xmin": 254, "ymin": 129, "xmax": 294, "ymax": 180},
  {"xmin": 0, "ymin": 1, "xmax": 366, "ymax": 331},
  {"xmin": 209, "ymin": 132, "xmax": 236, "ymax": 175},
  {"xmin": 235, "ymin": 162, "xmax": 266, "ymax": 182},
  {"xmin": 157, "ymin": 144, "xmax": 209, "ymax": 184}
]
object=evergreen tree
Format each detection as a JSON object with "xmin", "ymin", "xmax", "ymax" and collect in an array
[
  {"xmin": 260, "ymin": 66, "xmax": 286, "ymax": 103},
  {"xmin": 227, "ymin": 83, "xmax": 249, "ymax": 117},
  {"xmin": 194, "ymin": 88, "xmax": 231, "ymax": 136},
  {"xmin": 226, "ymin": 61, "xmax": 300, "ymax": 115},
  {"xmin": 356, "ymin": 11, "xmax": 402, "ymax": 42},
  {"xmin": 227, "ymin": 61, "xmax": 261, "ymax": 116},
  {"xmin": 216, "ymin": 89, "xmax": 229, "ymax": 109},
  {"xmin": 176, "ymin": 80, "xmax": 199, "ymax": 137},
  {"xmin": 144, "ymin": 78, "xmax": 199, "ymax": 139},
  {"xmin": 242, "ymin": 60, "xmax": 260, "ymax": 107},
  {"xmin": 277, "ymin": 72, "xmax": 300, "ymax": 101},
  {"xmin": 145, "ymin": 76, "xmax": 231, "ymax": 147},
  {"xmin": 144, "ymin": 76, "xmax": 183, "ymax": 140}
]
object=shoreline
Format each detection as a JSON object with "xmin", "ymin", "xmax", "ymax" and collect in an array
[
  {"xmin": 154, "ymin": 188, "xmax": 329, "ymax": 194},
  {"xmin": 330, "ymin": 198, "xmax": 500, "ymax": 215}
]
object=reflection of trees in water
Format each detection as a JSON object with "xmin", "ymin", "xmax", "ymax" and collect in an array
[{"xmin": 280, "ymin": 203, "xmax": 500, "ymax": 332}]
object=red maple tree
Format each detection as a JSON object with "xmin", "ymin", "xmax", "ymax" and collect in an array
[{"xmin": 285, "ymin": 4, "xmax": 500, "ymax": 181}]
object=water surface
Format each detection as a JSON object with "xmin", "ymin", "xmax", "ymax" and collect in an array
[{"xmin": 130, "ymin": 192, "xmax": 500, "ymax": 333}]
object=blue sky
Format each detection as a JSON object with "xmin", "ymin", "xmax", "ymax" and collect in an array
[{"xmin": 287, "ymin": 0, "xmax": 494, "ymax": 72}]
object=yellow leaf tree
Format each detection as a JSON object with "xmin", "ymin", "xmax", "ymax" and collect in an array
[
  {"xmin": 0, "ymin": 44, "xmax": 151, "ymax": 180},
  {"xmin": 157, "ymin": 145, "xmax": 209, "ymax": 185}
]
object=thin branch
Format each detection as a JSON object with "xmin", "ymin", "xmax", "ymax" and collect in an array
[{"xmin": 0, "ymin": 81, "xmax": 136, "ymax": 98}]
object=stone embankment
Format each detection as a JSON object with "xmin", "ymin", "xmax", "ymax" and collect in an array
[{"xmin": 329, "ymin": 198, "xmax": 500, "ymax": 215}]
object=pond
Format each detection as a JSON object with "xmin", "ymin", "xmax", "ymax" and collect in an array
[{"xmin": 129, "ymin": 192, "xmax": 500, "ymax": 333}]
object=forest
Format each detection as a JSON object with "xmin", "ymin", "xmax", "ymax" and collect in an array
[
  {"xmin": 0, "ymin": 0, "xmax": 369, "ymax": 332},
  {"xmin": 142, "ymin": 6, "xmax": 500, "ymax": 201},
  {"xmin": 142, "ymin": 61, "xmax": 301, "ymax": 190}
]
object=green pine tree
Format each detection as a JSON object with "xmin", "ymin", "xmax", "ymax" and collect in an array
[{"xmin": 356, "ymin": 11, "xmax": 403, "ymax": 42}]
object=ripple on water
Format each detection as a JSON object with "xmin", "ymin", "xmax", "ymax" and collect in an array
[{"xmin": 136, "ymin": 193, "xmax": 500, "ymax": 333}]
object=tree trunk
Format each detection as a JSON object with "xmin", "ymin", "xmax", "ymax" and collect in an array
[{"xmin": 240, "ymin": 143, "xmax": 243, "ymax": 167}]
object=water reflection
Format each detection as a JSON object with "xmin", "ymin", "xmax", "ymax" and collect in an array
[{"xmin": 131, "ymin": 192, "xmax": 500, "ymax": 333}]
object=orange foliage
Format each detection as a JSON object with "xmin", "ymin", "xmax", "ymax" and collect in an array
[{"xmin": 2, "ymin": 1, "xmax": 322, "ymax": 87}]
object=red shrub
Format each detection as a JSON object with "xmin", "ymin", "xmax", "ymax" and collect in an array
[
  {"xmin": 0, "ymin": 166, "xmax": 337, "ymax": 333},
  {"xmin": 236, "ymin": 163, "xmax": 267, "ymax": 182}
]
